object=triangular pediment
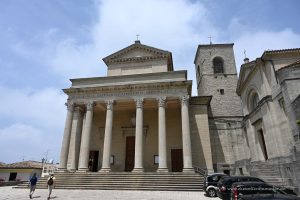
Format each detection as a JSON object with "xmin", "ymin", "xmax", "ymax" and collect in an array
[
  {"xmin": 103, "ymin": 41, "xmax": 172, "ymax": 65},
  {"xmin": 117, "ymin": 48, "xmax": 158, "ymax": 59},
  {"xmin": 240, "ymin": 65, "xmax": 253, "ymax": 83}
]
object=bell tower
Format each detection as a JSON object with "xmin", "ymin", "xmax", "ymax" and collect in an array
[
  {"xmin": 194, "ymin": 43, "xmax": 242, "ymax": 117},
  {"xmin": 194, "ymin": 43, "xmax": 243, "ymax": 174}
]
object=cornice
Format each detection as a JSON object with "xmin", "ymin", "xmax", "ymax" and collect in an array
[
  {"xmin": 190, "ymin": 96, "xmax": 212, "ymax": 105},
  {"xmin": 105, "ymin": 55, "xmax": 169, "ymax": 65},
  {"xmin": 64, "ymin": 80, "xmax": 191, "ymax": 93},
  {"xmin": 63, "ymin": 81, "xmax": 192, "ymax": 102}
]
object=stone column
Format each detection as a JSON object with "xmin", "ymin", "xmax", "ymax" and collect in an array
[
  {"xmin": 70, "ymin": 106, "xmax": 84, "ymax": 172},
  {"xmin": 133, "ymin": 98, "xmax": 144, "ymax": 172},
  {"xmin": 78, "ymin": 102, "xmax": 95, "ymax": 171},
  {"xmin": 58, "ymin": 101, "xmax": 74, "ymax": 171},
  {"xmin": 100, "ymin": 100, "xmax": 114, "ymax": 172},
  {"xmin": 180, "ymin": 95, "xmax": 194, "ymax": 172},
  {"xmin": 157, "ymin": 97, "xmax": 168, "ymax": 172}
]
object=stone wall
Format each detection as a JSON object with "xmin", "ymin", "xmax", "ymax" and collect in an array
[{"xmin": 189, "ymin": 104, "xmax": 213, "ymax": 172}]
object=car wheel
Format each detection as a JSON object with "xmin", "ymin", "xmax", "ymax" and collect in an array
[{"xmin": 207, "ymin": 188, "xmax": 216, "ymax": 197}]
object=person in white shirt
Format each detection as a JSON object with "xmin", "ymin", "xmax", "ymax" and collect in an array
[{"xmin": 46, "ymin": 174, "xmax": 55, "ymax": 200}]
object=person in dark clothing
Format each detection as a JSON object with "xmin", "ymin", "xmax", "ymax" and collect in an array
[{"xmin": 28, "ymin": 173, "xmax": 38, "ymax": 199}]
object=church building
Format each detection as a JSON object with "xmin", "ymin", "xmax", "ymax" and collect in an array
[{"xmin": 58, "ymin": 40, "xmax": 214, "ymax": 174}]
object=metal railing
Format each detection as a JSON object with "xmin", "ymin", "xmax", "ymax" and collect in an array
[{"xmin": 194, "ymin": 165, "xmax": 208, "ymax": 176}]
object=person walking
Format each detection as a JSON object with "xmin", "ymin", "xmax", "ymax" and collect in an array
[
  {"xmin": 47, "ymin": 174, "xmax": 55, "ymax": 200},
  {"xmin": 28, "ymin": 173, "xmax": 38, "ymax": 199}
]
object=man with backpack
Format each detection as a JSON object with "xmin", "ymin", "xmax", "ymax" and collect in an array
[
  {"xmin": 28, "ymin": 173, "xmax": 38, "ymax": 199},
  {"xmin": 47, "ymin": 174, "xmax": 55, "ymax": 200}
]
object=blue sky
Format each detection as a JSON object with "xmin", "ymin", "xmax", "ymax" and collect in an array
[{"xmin": 1, "ymin": 0, "xmax": 300, "ymax": 164}]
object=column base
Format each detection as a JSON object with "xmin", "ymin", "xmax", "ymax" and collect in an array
[
  {"xmin": 69, "ymin": 169, "xmax": 76, "ymax": 173},
  {"xmin": 56, "ymin": 168, "xmax": 68, "ymax": 173},
  {"xmin": 157, "ymin": 168, "xmax": 169, "ymax": 172},
  {"xmin": 99, "ymin": 167, "xmax": 111, "ymax": 173},
  {"xmin": 132, "ymin": 168, "xmax": 144, "ymax": 173},
  {"xmin": 182, "ymin": 168, "xmax": 195, "ymax": 173},
  {"xmin": 77, "ymin": 168, "xmax": 89, "ymax": 172}
]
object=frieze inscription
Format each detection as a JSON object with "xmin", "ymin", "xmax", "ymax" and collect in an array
[{"xmin": 69, "ymin": 89, "xmax": 187, "ymax": 101}]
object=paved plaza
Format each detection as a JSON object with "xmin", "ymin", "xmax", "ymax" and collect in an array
[{"xmin": 0, "ymin": 186, "xmax": 212, "ymax": 200}]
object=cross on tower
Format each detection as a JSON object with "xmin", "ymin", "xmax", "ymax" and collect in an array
[
  {"xmin": 244, "ymin": 49, "xmax": 247, "ymax": 58},
  {"xmin": 136, "ymin": 34, "xmax": 140, "ymax": 41},
  {"xmin": 208, "ymin": 35, "xmax": 213, "ymax": 45}
]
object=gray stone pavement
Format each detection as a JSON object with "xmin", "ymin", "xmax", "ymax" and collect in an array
[{"xmin": 0, "ymin": 186, "xmax": 213, "ymax": 200}]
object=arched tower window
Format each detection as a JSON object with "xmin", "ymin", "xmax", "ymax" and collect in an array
[{"xmin": 213, "ymin": 57, "xmax": 224, "ymax": 73}]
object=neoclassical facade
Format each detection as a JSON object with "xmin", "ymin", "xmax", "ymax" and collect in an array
[{"xmin": 58, "ymin": 41, "xmax": 214, "ymax": 173}]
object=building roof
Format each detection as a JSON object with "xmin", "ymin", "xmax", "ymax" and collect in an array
[
  {"xmin": 262, "ymin": 48, "xmax": 300, "ymax": 57},
  {"xmin": 0, "ymin": 161, "xmax": 43, "ymax": 169}
]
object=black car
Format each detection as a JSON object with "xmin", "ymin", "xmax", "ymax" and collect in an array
[
  {"xmin": 231, "ymin": 181, "xmax": 285, "ymax": 200},
  {"xmin": 203, "ymin": 173, "xmax": 228, "ymax": 197},
  {"xmin": 239, "ymin": 194, "xmax": 300, "ymax": 200},
  {"xmin": 217, "ymin": 176, "xmax": 265, "ymax": 200}
]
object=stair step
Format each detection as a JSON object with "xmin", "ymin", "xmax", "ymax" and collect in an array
[{"xmin": 15, "ymin": 172, "xmax": 204, "ymax": 191}]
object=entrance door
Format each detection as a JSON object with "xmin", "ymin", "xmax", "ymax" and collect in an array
[
  {"xmin": 88, "ymin": 151, "xmax": 99, "ymax": 172},
  {"xmin": 9, "ymin": 172, "xmax": 17, "ymax": 181},
  {"xmin": 171, "ymin": 149, "xmax": 183, "ymax": 172},
  {"xmin": 125, "ymin": 136, "xmax": 135, "ymax": 172},
  {"xmin": 258, "ymin": 129, "xmax": 268, "ymax": 160}
]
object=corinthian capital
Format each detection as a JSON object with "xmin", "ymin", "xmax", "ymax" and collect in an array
[
  {"xmin": 73, "ymin": 106, "xmax": 84, "ymax": 119},
  {"xmin": 86, "ymin": 101, "xmax": 95, "ymax": 111},
  {"xmin": 105, "ymin": 100, "xmax": 114, "ymax": 110},
  {"xmin": 179, "ymin": 95, "xmax": 190, "ymax": 106},
  {"xmin": 157, "ymin": 97, "xmax": 167, "ymax": 108},
  {"xmin": 134, "ymin": 98, "xmax": 144, "ymax": 108},
  {"xmin": 65, "ymin": 101, "xmax": 74, "ymax": 111}
]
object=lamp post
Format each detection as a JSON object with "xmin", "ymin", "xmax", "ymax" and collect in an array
[{"xmin": 41, "ymin": 158, "xmax": 45, "ymax": 176}]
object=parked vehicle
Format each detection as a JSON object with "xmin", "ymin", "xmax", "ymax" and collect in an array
[
  {"xmin": 238, "ymin": 194, "xmax": 300, "ymax": 200},
  {"xmin": 203, "ymin": 173, "xmax": 228, "ymax": 197},
  {"xmin": 217, "ymin": 176, "xmax": 265, "ymax": 200},
  {"xmin": 231, "ymin": 181, "xmax": 285, "ymax": 200}
]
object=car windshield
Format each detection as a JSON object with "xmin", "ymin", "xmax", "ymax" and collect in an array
[{"xmin": 218, "ymin": 176, "xmax": 228, "ymax": 184}]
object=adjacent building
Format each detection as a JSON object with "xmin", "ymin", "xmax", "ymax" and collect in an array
[
  {"xmin": 236, "ymin": 48, "xmax": 300, "ymax": 190},
  {"xmin": 0, "ymin": 161, "xmax": 43, "ymax": 182}
]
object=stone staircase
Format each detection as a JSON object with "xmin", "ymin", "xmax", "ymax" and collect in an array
[
  {"xmin": 14, "ymin": 172, "xmax": 204, "ymax": 191},
  {"xmin": 250, "ymin": 163, "xmax": 289, "ymax": 187}
]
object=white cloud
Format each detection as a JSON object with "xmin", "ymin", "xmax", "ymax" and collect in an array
[
  {"xmin": 0, "ymin": 123, "xmax": 59, "ymax": 163},
  {"xmin": 9, "ymin": 0, "xmax": 215, "ymax": 94},
  {"xmin": 232, "ymin": 28, "xmax": 300, "ymax": 72},
  {"xmin": 0, "ymin": 86, "xmax": 66, "ymax": 163},
  {"xmin": 0, "ymin": 86, "xmax": 66, "ymax": 129}
]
